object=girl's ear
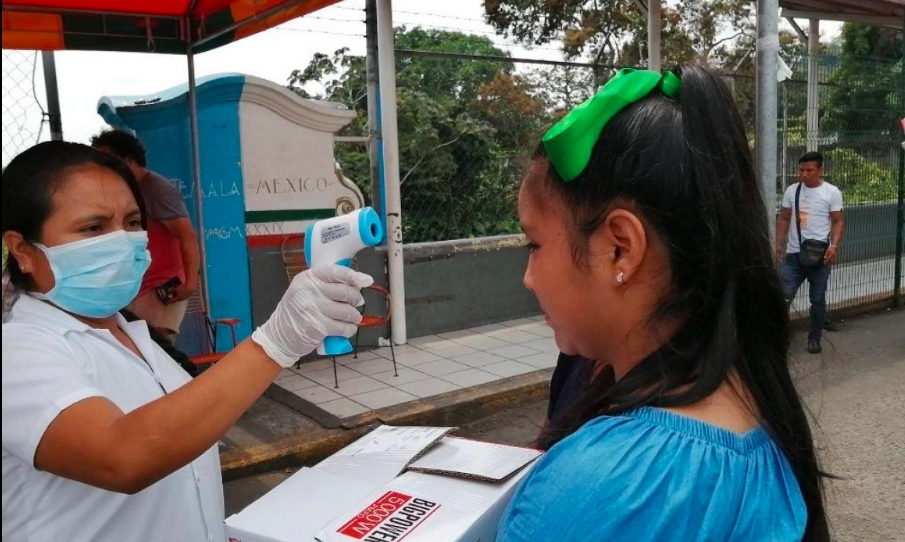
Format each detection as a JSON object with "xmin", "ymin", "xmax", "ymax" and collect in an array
[{"xmin": 591, "ymin": 209, "xmax": 648, "ymax": 284}]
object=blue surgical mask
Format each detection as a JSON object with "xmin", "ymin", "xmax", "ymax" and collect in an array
[{"xmin": 34, "ymin": 230, "xmax": 151, "ymax": 318}]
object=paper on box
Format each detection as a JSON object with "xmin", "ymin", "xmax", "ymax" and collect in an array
[
  {"xmin": 407, "ymin": 437, "xmax": 542, "ymax": 482},
  {"xmin": 224, "ymin": 467, "xmax": 377, "ymax": 542},
  {"xmin": 315, "ymin": 425, "xmax": 455, "ymax": 487}
]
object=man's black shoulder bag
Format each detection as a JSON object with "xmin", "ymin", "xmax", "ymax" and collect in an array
[{"xmin": 795, "ymin": 183, "xmax": 829, "ymax": 267}]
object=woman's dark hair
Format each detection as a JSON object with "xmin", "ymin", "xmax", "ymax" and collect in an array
[
  {"xmin": 89, "ymin": 129, "xmax": 147, "ymax": 167},
  {"xmin": 2, "ymin": 140, "xmax": 146, "ymax": 290},
  {"xmin": 531, "ymin": 65, "xmax": 829, "ymax": 541}
]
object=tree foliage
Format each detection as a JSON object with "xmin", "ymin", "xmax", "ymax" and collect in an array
[
  {"xmin": 485, "ymin": 0, "xmax": 756, "ymax": 68},
  {"xmin": 288, "ymin": 27, "xmax": 549, "ymax": 242},
  {"xmin": 818, "ymin": 24, "xmax": 903, "ymax": 204},
  {"xmin": 822, "ymin": 24, "xmax": 903, "ymax": 136},
  {"xmin": 287, "ymin": 17, "xmax": 903, "ymax": 242}
]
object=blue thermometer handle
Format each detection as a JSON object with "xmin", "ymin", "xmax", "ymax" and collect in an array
[{"xmin": 306, "ymin": 208, "xmax": 383, "ymax": 357}]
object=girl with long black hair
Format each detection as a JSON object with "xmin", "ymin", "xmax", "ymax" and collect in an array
[{"xmin": 498, "ymin": 65, "xmax": 829, "ymax": 541}]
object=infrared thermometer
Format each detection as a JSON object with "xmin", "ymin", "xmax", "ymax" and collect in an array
[{"xmin": 305, "ymin": 207, "xmax": 383, "ymax": 356}]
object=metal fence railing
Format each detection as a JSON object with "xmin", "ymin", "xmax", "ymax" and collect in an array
[
  {"xmin": 389, "ymin": 53, "xmax": 597, "ymax": 244},
  {"xmin": 369, "ymin": 48, "xmax": 903, "ymax": 312},
  {"xmin": 2, "ymin": 49, "xmax": 51, "ymax": 269},
  {"xmin": 777, "ymin": 52, "xmax": 903, "ymax": 315}
]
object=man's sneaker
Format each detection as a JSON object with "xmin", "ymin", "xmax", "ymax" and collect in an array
[
  {"xmin": 807, "ymin": 339, "xmax": 822, "ymax": 354},
  {"xmin": 823, "ymin": 320, "xmax": 839, "ymax": 332}
]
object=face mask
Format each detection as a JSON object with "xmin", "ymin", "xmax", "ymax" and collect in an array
[{"xmin": 34, "ymin": 230, "xmax": 151, "ymax": 318}]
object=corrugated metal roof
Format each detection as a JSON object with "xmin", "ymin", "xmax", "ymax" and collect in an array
[
  {"xmin": 1, "ymin": 0, "xmax": 342, "ymax": 53},
  {"xmin": 779, "ymin": 0, "xmax": 904, "ymax": 27}
]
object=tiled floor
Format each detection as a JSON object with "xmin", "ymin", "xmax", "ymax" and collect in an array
[{"xmin": 272, "ymin": 316, "xmax": 559, "ymax": 419}]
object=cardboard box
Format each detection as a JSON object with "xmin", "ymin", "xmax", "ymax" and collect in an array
[
  {"xmin": 224, "ymin": 426, "xmax": 541, "ymax": 542},
  {"xmin": 225, "ymin": 467, "xmax": 376, "ymax": 542}
]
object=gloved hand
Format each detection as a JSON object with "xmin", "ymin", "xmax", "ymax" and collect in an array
[{"xmin": 252, "ymin": 265, "xmax": 374, "ymax": 367}]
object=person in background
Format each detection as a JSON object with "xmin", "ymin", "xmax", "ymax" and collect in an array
[
  {"xmin": 538, "ymin": 353, "xmax": 593, "ymax": 438},
  {"xmin": 2, "ymin": 140, "xmax": 372, "ymax": 542},
  {"xmin": 775, "ymin": 151, "xmax": 844, "ymax": 354},
  {"xmin": 90, "ymin": 129, "xmax": 200, "ymax": 344},
  {"xmin": 121, "ymin": 309, "xmax": 199, "ymax": 377},
  {"xmin": 497, "ymin": 66, "xmax": 829, "ymax": 541}
]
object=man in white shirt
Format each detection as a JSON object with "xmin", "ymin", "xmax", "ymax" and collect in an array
[{"xmin": 775, "ymin": 151, "xmax": 845, "ymax": 354}]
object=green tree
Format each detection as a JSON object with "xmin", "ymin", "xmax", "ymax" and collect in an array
[
  {"xmin": 288, "ymin": 27, "xmax": 547, "ymax": 242},
  {"xmin": 528, "ymin": 63, "xmax": 595, "ymax": 115},
  {"xmin": 822, "ymin": 24, "xmax": 902, "ymax": 136},
  {"xmin": 484, "ymin": 0, "xmax": 756, "ymax": 68},
  {"xmin": 818, "ymin": 24, "xmax": 902, "ymax": 204},
  {"xmin": 469, "ymin": 71, "xmax": 548, "ymax": 151}
]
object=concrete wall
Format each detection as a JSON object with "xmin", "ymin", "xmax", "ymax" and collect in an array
[
  {"xmin": 838, "ymin": 203, "xmax": 900, "ymax": 263},
  {"xmin": 402, "ymin": 235, "xmax": 540, "ymax": 338},
  {"xmin": 248, "ymin": 234, "xmax": 539, "ymax": 342}
]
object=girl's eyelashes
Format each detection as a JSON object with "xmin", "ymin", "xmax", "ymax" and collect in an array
[{"xmin": 525, "ymin": 242, "xmax": 539, "ymax": 253}]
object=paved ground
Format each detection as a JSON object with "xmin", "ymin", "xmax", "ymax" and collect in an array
[{"xmin": 224, "ymin": 307, "xmax": 905, "ymax": 541}]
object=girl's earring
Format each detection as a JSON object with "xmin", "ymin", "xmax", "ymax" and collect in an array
[{"xmin": 616, "ymin": 271, "xmax": 625, "ymax": 285}]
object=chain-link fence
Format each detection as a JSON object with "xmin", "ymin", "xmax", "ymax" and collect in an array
[
  {"xmin": 2, "ymin": 49, "xmax": 51, "ymax": 268},
  {"xmin": 385, "ymin": 53, "xmax": 598, "ymax": 244},
  {"xmin": 2, "ymin": 50, "xmax": 48, "ymax": 168},
  {"xmin": 384, "ymin": 54, "xmax": 768, "ymax": 246}
]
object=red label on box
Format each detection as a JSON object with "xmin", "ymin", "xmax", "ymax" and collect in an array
[{"xmin": 337, "ymin": 490, "xmax": 440, "ymax": 541}]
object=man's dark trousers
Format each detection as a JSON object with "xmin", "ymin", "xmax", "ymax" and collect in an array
[{"xmin": 780, "ymin": 254, "xmax": 831, "ymax": 342}]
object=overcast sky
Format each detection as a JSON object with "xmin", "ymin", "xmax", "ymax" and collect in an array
[{"xmin": 2, "ymin": 0, "xmax": 840, "ymax": 166}]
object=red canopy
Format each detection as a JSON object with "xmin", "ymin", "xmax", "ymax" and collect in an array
[{"xmin": 2, "ymin": 0, "xmax": 342, "ymax": 53}]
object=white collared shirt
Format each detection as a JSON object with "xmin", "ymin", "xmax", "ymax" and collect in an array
[{"xmin": 2, "ymin": 294, "xmax": 224, "ymax": 542}]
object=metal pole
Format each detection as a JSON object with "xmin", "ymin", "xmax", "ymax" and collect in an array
[
  {"xmin": 365, "ymin": 0, "xmax": 384, "ymax": 218},
  {"xmin": 896, "ymin": 133, "xmax": 903, "ymax": 306},
  {"xmin": 806, "ymin": 19, "xmax": 819, "ymax": 152},
  {"xmin": 376, "ymin": 0, "xmax": 407, "ymax": 345},
  {"xmin": 782, "ymin": 83, "xmax": 788, "ymax": 193},
  {"xmin": 41, "ymin": 52, "xmax": 63, "ymax": 140},
  {"xmin": 186, "ymin": 46, "xmax": 210, "ymax": 314},
  {"xmin": 894, "ymin": 10, "xmax": 904, "ymax": 306},
  {"xmin": 648, "ymin": 0, "xmax": 661, "ymax": 71},
  {"xmin": 755, "ymin": 0, "xmax": 779, "ymax": 236}
]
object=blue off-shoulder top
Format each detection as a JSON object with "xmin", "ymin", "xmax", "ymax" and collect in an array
[{"xmin": 497, "ymin": 407, "xmax": 806, "ymax": 541}]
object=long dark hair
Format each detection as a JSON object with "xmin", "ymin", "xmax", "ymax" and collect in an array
[
  {"xmin": 2, "ymin": 140, "xmax": 145, "ymax": 291},
  {"xmin": 531, "ymin": 65, "xmax": 829, "ymax": 540}
]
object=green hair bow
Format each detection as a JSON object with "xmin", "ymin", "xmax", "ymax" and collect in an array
[{"xmin": 543, "ymin": 68, "xmax": 682, "ymax": 182}]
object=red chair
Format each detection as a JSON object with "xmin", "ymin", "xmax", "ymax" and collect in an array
[
  {"xmin": 183, "ymin": 289, "xmax": 241, "ymax": 369},
  {"xmin": 353, "ymin": 284, "xmax": 397, "ymax": 369},
  {"xmin": 279, "ymin": 234, "xmax": 398, "ymax": 386},
  {"xmin": 281, "ymin": 234, "xmax": 308, "ymax": 282},
  {"xmin": 323, "ymin": 283, "xmax": 398, "ymax": 389}
]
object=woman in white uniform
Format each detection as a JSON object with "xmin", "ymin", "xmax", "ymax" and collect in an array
[{"xmin": 1, "ymin": 140, "xmax": 373, "ymax": 542}]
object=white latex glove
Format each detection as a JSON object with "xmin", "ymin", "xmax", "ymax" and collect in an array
[{"xmin": 252, "ymin": 265, "xmax": 374, "ymax": 367}]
